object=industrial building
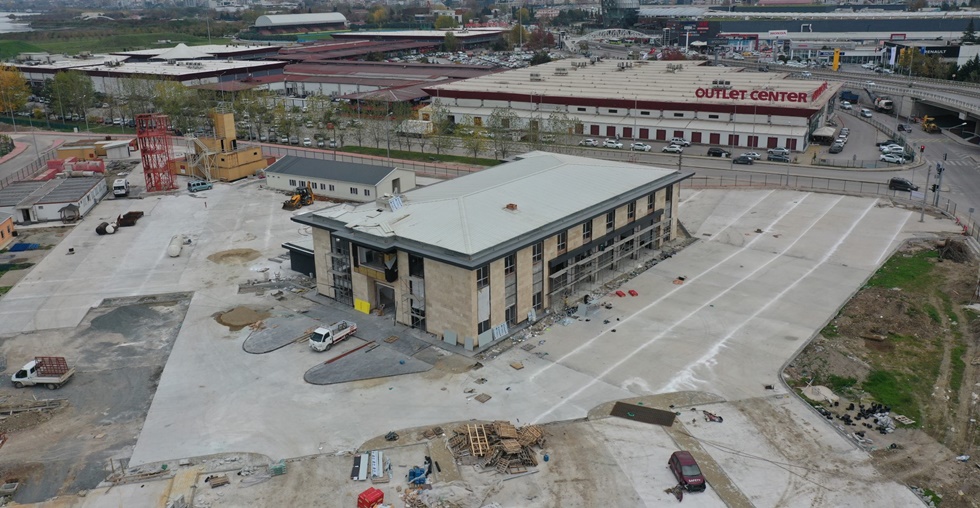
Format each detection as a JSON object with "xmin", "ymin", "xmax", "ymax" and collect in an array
[
  {"xmin": 332, "ymin": 28, "xmax": 507, "ymax": 49},
  {"xmin": 265, "ymin": 156, "xmax": 415, "ymax": 203},
  {"xmin": 294, "ymin": 151, "xmax": 690, "ymax": 350},
  {"xmin": 0, "ymin": 177, "xmax": 107, "ymax": 224},
  {"xmin": 111, "ymin": 43, "xmax": 283, "ymax": 62},
  {"xmin": 253, "ymin": 13, "xmax": 349, "ymax": 35},
  {"xmin": 426, "ymin": 59, "xmax": 841, "ymax": 152}
]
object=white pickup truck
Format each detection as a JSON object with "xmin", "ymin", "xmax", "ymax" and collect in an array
[
  {"xmin": 309, "ymin": 321, "xmax": 357, "ymax": 352},
  {"xmin": 12, "ymin": 356, "xmax": 75, "ymax": 389}
]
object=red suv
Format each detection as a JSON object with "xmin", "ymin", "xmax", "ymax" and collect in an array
[{"xmin": 668, "ymin": 451, "xmax": 706, "ymax": 492}]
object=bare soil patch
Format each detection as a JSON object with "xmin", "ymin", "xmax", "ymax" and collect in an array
[
  {"xmin": 785, "ymin": 238, "xmax": 980, "ymax": 507},
  {"xmin": 207, "ymin": 248, "xmax": 261, "ymax": 265},
  {"xmin": 215, "ymin": 306, "xmax": 271, "ymax": 331}
]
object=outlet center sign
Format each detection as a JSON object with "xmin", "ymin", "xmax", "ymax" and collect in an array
[{"xmin": 695, "ymin": 87, "xmax": 809, "ymax": 103}]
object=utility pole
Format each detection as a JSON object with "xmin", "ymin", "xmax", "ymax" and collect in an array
[
  {"xmin": 920, "ymin": 164, "xmax": 931, "ymax": 223},
  {"xmin": 933, "ymin": 162, "xmax": 945, "ymax": 207}
]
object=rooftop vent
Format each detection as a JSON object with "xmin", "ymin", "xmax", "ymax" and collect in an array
[
  {"xmin": 529, "ymin": 72, "xmax": 543, "ymax": 82},
  {"xmin": 504, "ymin": 203, "xmax": 518, "ymax": 211}
]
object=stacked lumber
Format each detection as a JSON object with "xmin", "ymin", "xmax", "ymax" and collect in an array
[{"xmin": 446, "ymin": 420, "xmax": 545, "ymax": 475}]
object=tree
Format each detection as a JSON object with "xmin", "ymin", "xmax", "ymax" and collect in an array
[
  {"xmin": 429, "ymin": 101, "xmax": 457, "ymax": 155},
  {"xmin": 547, "ymin": 111, "xmax": 578, "ymax": 149},
  {"xmin": 0, "ymin": 65, "xmax": 30, "ymax": 113},
  {"xmin": 487, "ymin": 107, "xmax": 519, "ymax": 159},
  {"xmin": 506, "ymin": 24, "xmax": 530, "ymax": 49},
  {"xmin": 50, "ymin": 71, "xmax": 97, "ymax": 120},
  {"xmin": 434, "ymin": 15, "xmax": 458, "ymax": 29},
  {"xmin": 530, "ymin": 51, "xmax": 552, "ymax": 66},
  {"xmin": 527, "ymin": 28, "xmax": 555, "ymax": 51},
  {"xmin": 460, "ymin": 128, "xmax": 489, "ymax": 158},
  {"xmin": 371, "ymin": 7, "xmax": 388, "ymax": 25},
  {"xmin": 443, "ymin": 32, "xmax": 460, "ymax": 52},
  {"xmin": 152, "ymin": 81, "xmax": 205, "ymax": 134},
  {"xmin": 906, "ymin": 0, "xmax": 927, "ymax": 11},
  {"xmin": 963, "ymin": 19, "xmax": 977, "ymax": 44}
]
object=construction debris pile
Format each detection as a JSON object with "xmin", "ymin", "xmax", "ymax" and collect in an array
[{"xmin": 447, "ymin": 421, "xmax": 545, "ymax": 475}]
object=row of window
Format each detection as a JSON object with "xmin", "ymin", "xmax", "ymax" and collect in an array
[
  {"xmin": 557, "ymin": 192, "xmax": 660, "ymax": 255},
  {"xmin": 286, "ymin": 179, "xmax": 371, "ymax": 196}
]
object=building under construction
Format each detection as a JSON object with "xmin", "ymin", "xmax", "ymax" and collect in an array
[
  {"xmin": 294, "ymin": 151, "xmax": 689, "ymax": 351},
  {"xmin": 170, "ymin": 112, "xmax": 269, "ymax": 182}
]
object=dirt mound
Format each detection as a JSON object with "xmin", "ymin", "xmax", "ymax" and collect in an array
[
  {"xmin": 216, "ymin": 306, "xmax": 271, "ymax": 331},
  {"xmin": 207, "ymin": 248, "xmax": 261, "ymax": 265},
  {"xmin": 0, "ymin": 406, "xmax": 64, "ymax": 433}
]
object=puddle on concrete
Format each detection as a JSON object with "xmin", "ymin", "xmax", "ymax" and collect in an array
[
  {"xmin": 207, "ymin": 248, "xmax": 261, "ymax": 265},
  {"xmin": 215, "ymin": 306, "xmax": 271, "ymax": 331}
]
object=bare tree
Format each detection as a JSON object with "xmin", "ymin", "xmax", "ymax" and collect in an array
[
  {"xmin": 488, "ymin": 108, "xmax": 519, "ymax": 159},
  {"xmin": 461, "ymin": 128, "xmax": 490, "ymax": 158}
]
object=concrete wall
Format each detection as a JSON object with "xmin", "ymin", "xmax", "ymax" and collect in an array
[
  {"xmin": 424, "ymin": 257, "xmax": 477, "ymax": 345},
  {"xmin": 0, "ymin": 215, "xmax": 13, "ymax": 250},
  {"xmin": 313, "ymin": 228, "xmax": 334, "ymax": 298},
  {"xmin": 376, "ymin": 169, "xmax": 417, "ymax": 196}
]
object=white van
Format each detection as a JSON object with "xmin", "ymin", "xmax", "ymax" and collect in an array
[{"xmin": 112, "ymin": 179, "xmax": 129, "ymax": 197}]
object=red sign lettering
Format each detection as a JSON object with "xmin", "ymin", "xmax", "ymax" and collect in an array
[{"xmin": 695, "ymin": 87, "xmax": 810, "ymax": 103}]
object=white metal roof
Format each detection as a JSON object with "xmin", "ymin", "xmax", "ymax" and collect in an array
[
  {"xmin": 151, "ymin": 44, "xmax": 211, "ymax": 60},
  {"xmin": 114, "ymin": 44, "xmax": 281, "ymax": 57},
  {"xmin": 255, "ymin": 13, "xmax": 347, "ymax": 28},
  {"xmin": 311, "ymin": 151, "xmax": 678, "ymax": 256},
  {"xmin": 430, "ymin": 59, "xmax": 838, "ymax": 109}
]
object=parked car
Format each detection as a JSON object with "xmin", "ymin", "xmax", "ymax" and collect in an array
[
  {"xmin": 259, "ymin": 134, "xmax": 268, "ymax": 142},
  {"xmin": 888, "ymin": 177, "xmax": 918, "ymax": 191},
  {"xmin": 316, "ymin": 139, "xmax": 325, "ymax": 148},
  {"xmin": 668, "ymin": 451, "xmax": 706, "ymax": 492},
  {"xmin": 603, "ymin": 139, "xmax": 623, "ymax": 149},
  {"xmin": 865, "ymin": 80, "xmax": 876, "ymax": 86},
  {"xmin": 829, "ymin": 143, "xmax": 844, "ymax": 154},
  {"xmin": 630, "ymin": 142, "xmax": 652, "ymax": 152},
  {"xmin": 840, "ymin": 101, "xmax": 853, "ymax": 110},
  {"xmin": 302, "ymin": 137, "xmax": 312, "ymax": 147},
  {"xmin": 875, "ymin": 139, "xmax": 901, "ymax": 147},
  {"xmin": 880, "ymin": 145, "xmax": 905, "ymax": 155},
  {"xmin": 669, "ymin": 137, "xmax": 691, "ymax": 147},
  {"xmin": 579, "ymin": 138, "xmax": 599, "ymax": 147},
  {"xmin": 860, "ymin": 109, "xmax": 873, "ymax": 118},
  {"xmin": 706, "ymin": 147, "xmax": 731, "ymax": 157},
  {"xmin": 767, "ymin": 154, "xmax": 791, "ymax": 163},
  {"xmin": 279, "ymin": 136, "xmax": 289, "ymax": 144},
  {"xmin": 662, "ymin": 144, "xmax": 684, "ymax": 154},
  {"xmin": 732, "ymin": 155, "xmax": 754, "ymax": 165},
  {"xmin": 767, "ymin": 147, "xmax": 790, "ymax": 156},
  {"xmin": 880, "ymin": 154, "xmax": 904, "ymax": 164},
  {"xmin": 840, "ymin": 127, "xmax": 850, "ymax": 136},
  {"xmin": 741, "ymin": 152, "xmax": 762, "ymax": 160}
]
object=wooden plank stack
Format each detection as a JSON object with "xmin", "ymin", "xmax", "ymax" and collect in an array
[{"xmin": 446, "ymin": 420, "xmax": 545, "ymax": 475}]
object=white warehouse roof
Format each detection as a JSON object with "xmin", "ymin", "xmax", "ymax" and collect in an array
[{"xmin": 255, "ymin": 13, "xmax": 347, "ymax": 28}]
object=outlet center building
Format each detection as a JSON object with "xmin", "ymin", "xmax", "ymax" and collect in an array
[
  {"xmin": 425, "ymin": 59, "xmax": 842, "ymax": 152},
  {"xmin": 295, "ymin": 152, "xmax": 691, "ymax": 349}
]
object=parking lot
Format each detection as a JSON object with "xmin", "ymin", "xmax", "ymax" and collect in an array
[{"xmin": 0, "ymin": 175, "xmax": 962, "ymax": 505}]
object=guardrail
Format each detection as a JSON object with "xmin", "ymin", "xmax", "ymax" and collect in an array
[{"xmin": 852, "ymin": 82, "xmax": 980, "ymax": 117}]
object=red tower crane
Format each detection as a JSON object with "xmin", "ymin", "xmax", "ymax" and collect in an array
[{"xmin": 135, "ymin": 114, "xmax": 177, "ymax": 193}]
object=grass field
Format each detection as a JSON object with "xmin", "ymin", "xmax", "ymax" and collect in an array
[
  {"xmin": 0, "ymin": 33, "xmax": 212, "ymax": 55},
  {"xmin": 340, "ymin": 146, "xmax": 500, "ymax": 167}
]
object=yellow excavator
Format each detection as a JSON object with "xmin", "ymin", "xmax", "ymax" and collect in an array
[
  {"xmin": 283, "ymin": 182, "xmax": 314, "ymax": 210},
  {"xmin": 921, "ymin": 115, "xmax": 941, "ymax": 134}
]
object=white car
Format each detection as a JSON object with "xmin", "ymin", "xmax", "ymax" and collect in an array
[
  {"xmin": 860, "ymin": 109, "xmax": 873, "ymax": 118},
  {"xmin": 302, "ymin": 137, "xmax": 312, "ymax": 147},
  {"xmin": 740, "ymin": 152, "xmax": 762, "ymax": 160},
  {"xmin": 579, "ymin": 138, "xmax": 599, "ymax": 147},
  {"xmin": 662, "ymin": 144, "xmax": 684, "ymax": 154},
  {"xmin": 630, "ymin": 142, "xmax": 652, "ymax": 152},
  {"xmin": 840, "ymin": 101, "xmax": 853, "ymax": 110},
  {"xmin": 767, "ymin": 147, "xmax": 790, "ymax": 156},
  {"xmin": 865, "ymin": 81, "xmax": 876, "ymax": 86},
  {"xmin": 669, "ymin": 137, "xmax": 691, "ymax": 147},
  {"xmin": 880, "ymin": 145, "xmax": 905, "ymax": 155},
  {"xmin": 603, "ymin": 139, "xmax": 623, "ymax": 149},
  {"xmin": 880, "ymin": 154, "xmax": 904, "ymax": 164}
]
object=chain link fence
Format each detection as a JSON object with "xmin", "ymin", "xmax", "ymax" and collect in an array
[{"xmin": 0, "ymin": 148, "xmax": 56, "ymax": 191}]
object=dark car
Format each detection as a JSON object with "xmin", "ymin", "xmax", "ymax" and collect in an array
[
  {"xmin": 732, "ymin": 155, "xmax": 754, "ymax": 165},
  {"xmin": 707, "ymin": 147, "xmax": 731, "ymax": 157},
  {"xmin": 669, "ymin": 451, "xmax": 706, "ymax": 492},
  {"xmin": 829, "ymin": 143, "xmax": 844, "ymax": 154},
  {"xmin": 767, "ymin": 154, "xmax": 791, "ymax": 163},
  {"xmin": 888, "ymin": 177, "xmax": 918, "ymax": 192},
  {"xmin": 876, "ymin": 139, "xmax": 900, "ymax": 147}
]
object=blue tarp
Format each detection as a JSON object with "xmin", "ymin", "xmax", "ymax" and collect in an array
[{"xmin": 8, "ymin": 243, "xmax": 39, "ymax": 252}]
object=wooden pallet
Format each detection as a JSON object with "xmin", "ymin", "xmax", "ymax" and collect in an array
[
  {"xmin": 494, "ymin": 421, "xmax": 518, "ymax": 439},
  {"xmin": 208, "ymin": 475, "xmax": 229, "ymax": 488},
  {"xmin": 518, "ymin": 449, "xmax": 537, "ymax": 467},
  {"xmin": 481, "ymin": 448, "xmax": 502, "ymax": 469},
  {"xmin": 500, "ymin": 439, "xmax": 522, "ymax": 454},
  {"xmin": 467, "ymin": 424, "xmax": 489, "ymax": 457},
  {"xmin": 517, "ymin": 425, "xmax": 544, "ymax": 447}
]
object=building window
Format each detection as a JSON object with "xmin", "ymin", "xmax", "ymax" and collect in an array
[
  {"xmin": 647, "ymin": 193, "xmax": 655, "ymax": 212},
  {"xmin": 608, "ymin": 109, "xmax": 618, "ymax": 114},
  {"xmin": 640, "ymin": 111, "xmax": 650, "ymax": 116},
  {"xmin": 364, "ymin": 189, "xmax": 371, "ymax": 197},
  {"xmin": 319, "ymin": 183, "xmax": 325, "ymax": 190},
  {"xmin": 628, "ymin": 202, "xmax": 636, "ymax": 221},
  {"xmin": 478, "ymin": 319, "xmax": 491, "ymax": 334},
  {"xmin": 288, "ymin": 179, "xmax": 296, "ymax": 186},
  {"xmin": 329, "ymin": 184, "xmax": 335, "ymax": 191},
  {"xmin": 606, "ymin": 211, "xmax": 615, "ymax": 231},
  {"xmin": 577, "ymin": 107, "xmax": 587, "ymax": 112},
  {"xmin": 350, "ymin": 187, "xmax": 359, "ymax": 195},
  {"xmin": 673, "ymin": 112, "xmax": 684, "ymax": 117},
  {"xmin": 708, "ymin": 114, "xmax": 720, "ymax": 119},
  {"xmin": 504, "ymin": 254, "xmax": 516, "ymax": 275},
  {"xmin": 557, "ymin": 231, "xmax": 567, "ymax": 254},
  {"xmin": 533, "ymin": 291, "xmax": 543, "ymax": 309},
  {"xmin": 477, "ymin": 265, "xmax": 490, "ymax": 289},
  {"xmin": 532, "ymin": 242, "xmax": 543, "ymax": 262},
  {"xmin": 582, "ymin": 220, "xmax": 592, "ymax": 243}
]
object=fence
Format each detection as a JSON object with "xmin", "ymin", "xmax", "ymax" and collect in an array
[
  {"xmin": 0, "ymin": 149, "xmax": 56, "ymax": 191},
  {"xmin": 682, "ymin": 173, "xmax": 980, "ymax": 242},
  {"xmin": 248, "ymin": 143, "xmax": 484, "ymax": 179}
]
